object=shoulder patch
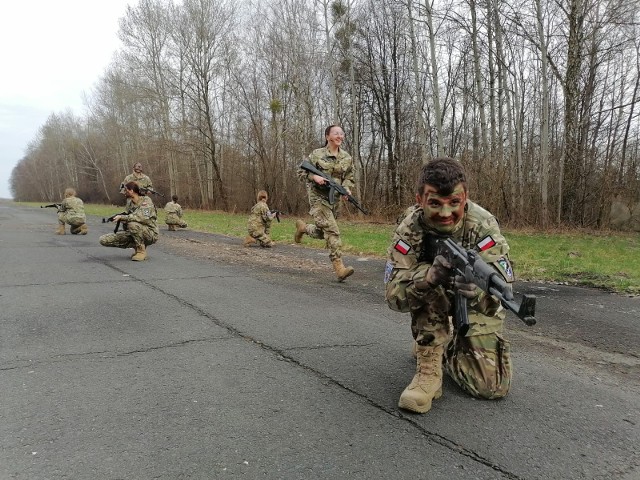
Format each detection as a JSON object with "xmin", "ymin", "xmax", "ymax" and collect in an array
[
  {"xmin": 497, "ymin": 257, "xmax": 514, "ymax": 281},
  {"xmin": 394, "ymin": 239, "xmax": 411, "ymax": 255},
  {"xmin": 384, "ymin": 261, "xmax": 394, "ymax": 284},
  {"xmin": 477, "ymin": 235, "xmax": 496, "ymax": 251}
]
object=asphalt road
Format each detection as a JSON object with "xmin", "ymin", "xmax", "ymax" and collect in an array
[{"xmin": 1, "ymin": 201, "xmax": 638, "ymax": 480}]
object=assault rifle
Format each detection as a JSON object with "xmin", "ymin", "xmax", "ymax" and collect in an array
[
  {"xmin": 41, "ymin": 203, "xmax": 61, "ymax": 209},
  {"xmin": 438, "ymin": 237, "xmax": 536, "ymax": 336},
  {"xmin": 299, "ymin": 160, "xmax": 369, "ymax": 215},
  {"xmin": 102, "ymin": 211, "xmax": 128, "ymax": 233},
  {"xmin": 269, "ymin": 210, "xmax": 286, "ymax": 222},
  {"xmin": 142, "ymin": 186, "xmax": 164, "ymax": 197},
  {"xmin": 119, "ymin": 183, "xmax": 164, "ymax": 197}
]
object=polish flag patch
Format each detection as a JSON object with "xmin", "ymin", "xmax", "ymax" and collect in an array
[
  {"xmin": 394, "ymin": 239, "xmax": 411, "ymax": 255},
  {"xmin": 477, "ymin": 235, "xmax": 496, "ymax": 251}
]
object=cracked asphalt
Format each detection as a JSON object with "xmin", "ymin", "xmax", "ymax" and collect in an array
[{"xmin": 1, "ymin": 201, "xmax": 639, "ymax": 480}]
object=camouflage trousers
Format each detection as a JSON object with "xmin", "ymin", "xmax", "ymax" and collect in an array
[
  {"xmin": 165, "ymin": 214, "xmax": 187, "ymax": 228},
  {"xmin": 58, "ymin": 212, "xmax": 85, "ymax": 232},
  {"xmin": 306, "ymin": 203, "xmax": 343, "ymax": 260},
  {"xmin": 99, "ymin": 222, "xmax": 158, "ymax": 249},
  {"xmin": 410, "ymin": 289, "xmax": 512, "ymax": 399},
  {"xmin": 248, "ymin": 226, "xmax": 273, "ymax": 247}
]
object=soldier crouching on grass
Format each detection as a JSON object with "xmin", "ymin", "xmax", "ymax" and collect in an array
[
  {"xmin": 164, "ymin": 195, "xmax": 188, "ymax": 231},
  {"xmin": 244, "ymin": 190, "xmax": 276, "ymax": 248},
  {"xmin": 99, "ymin": 181, "xmax": 158, "ymax": 261},
  {"xmin": 385, "ymin": 157, "xmax": 515, "ymax": 414}
]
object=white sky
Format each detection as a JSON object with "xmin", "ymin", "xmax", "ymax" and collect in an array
[{"xmin": 0, "ymin": 0, "xmax": 134, "ymax": 199}]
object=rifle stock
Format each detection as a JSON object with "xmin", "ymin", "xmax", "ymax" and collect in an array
[{"xmin": 299, "ymin": 160, "xmax": 369, "ymax": 215}]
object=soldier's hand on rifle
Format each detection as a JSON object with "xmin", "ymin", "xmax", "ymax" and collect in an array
[
  {"xmin": 415, "ymin": 254, "xmax": 452, "ymax": 289},
  {"xmin": 454, "ymin": 275, "xmax": 480, "ymax": 298},
  {"xmin": 312, "ymin": 174, "xmax": 326, "ymax": 185}
]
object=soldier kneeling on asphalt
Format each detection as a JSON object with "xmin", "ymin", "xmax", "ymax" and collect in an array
[
  {"xmin": 164, "ymin": 195, "xmax": 188, "ymax": 231},
  {"xmin": 244, "ymin": 190, "xmax": 276, "ymax": 248},
  {"xmin": 57, "ymin": 188, "xmax": 88, "ymax": 235},
  {"xmin": 99, "ymin": 181, "xmax": 158, "ymax": 261},
  {"xmin": 385, "ymin": 158, "xmax": 515, "ymax": 414}
]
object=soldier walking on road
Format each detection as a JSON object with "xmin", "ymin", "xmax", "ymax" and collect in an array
[
  {"xmin": 100, "ymin": 182, "xmax": 158, "ymax": 261},
  {"xmin": 295, "ymin": 125, "xmax": 356, "ymax": 281},
  {"xmin": 385, "ymin": 158, "xmax": 516, "ymax": 413}
]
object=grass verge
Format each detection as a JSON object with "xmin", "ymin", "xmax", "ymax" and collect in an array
[{"xmin": 25, "ymin": 202, "xmax": 640, "ymax": 295}]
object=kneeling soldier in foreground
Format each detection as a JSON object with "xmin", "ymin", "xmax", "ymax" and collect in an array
[
  {"xmin": 100, "ymin": 181, "xmax": 158, "ymax": 261},
  {"xmin": 385, "ymin": 158, "xmax": 515, "ymax": 413}
]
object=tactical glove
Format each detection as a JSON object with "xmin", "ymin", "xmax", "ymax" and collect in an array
[{"xmin": 454, "ymin": 275, "xmax": 480, "ymax": 298}]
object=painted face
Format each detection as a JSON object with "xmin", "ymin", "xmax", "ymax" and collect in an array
[
  {"xmin": 133, "ymin": 163, "xmax": 143, "ymax": 173},
  {"xmin": 326, "ymin": 127, "xmax": 345, "ymax": 149},
  {"xmin": 417, "ymin": 183, "xmax": 467, "ymax": 233}
]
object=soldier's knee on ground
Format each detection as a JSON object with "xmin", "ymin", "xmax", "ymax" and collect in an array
[
  {"xmin": 445, "ymin": 332, "xmax": 512, "ymax": 399},
  {"xmin": 99, "ymin": 234, "xmax": 112, "ymax": 246}
]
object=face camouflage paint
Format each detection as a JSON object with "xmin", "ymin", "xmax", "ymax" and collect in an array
[{"xmin": 417, "ymin": 184, "xmax": 467, "ymax": 233}]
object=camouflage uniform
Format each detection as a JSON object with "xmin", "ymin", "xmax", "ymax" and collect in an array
[
  {"xmin": 247, "ymin": 200, "xmax": 274, "ymax": 247},
  {"xmin": 385, "ymin": 201, "xmax": 514, "ymax": 399},
  {"xmin": 58, "ymin": 196, "xmax": 87, "ymax": 234},
  {"xmin": 121, "ymin": 173, "xmax": 153, "ymax": 193},
  {"xmin": 297, "ymin": 147, "xmax": 355, "ymax": 261},
  {"xmin": 99, "ymin": 195, "xmax": 159, "ymax": 249},
  {"xmin": 164, "ymin": 201, "xmax": 187, "ymax": 228}
]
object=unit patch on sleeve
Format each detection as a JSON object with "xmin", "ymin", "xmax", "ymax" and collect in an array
[
  {"xmin": 477, "ymin": 235, "xmax": 496, "ymax": 251},
  {"xmin": 497, "ymin": 257, "xmax": 514, "ymax": 281},
  {"xmin": 394, "ymin": 239, "xmax": 411, "ymax": 255},
  {"xmin": 384, "ymin": 261, "xmax": 394, "ymax": 284}
]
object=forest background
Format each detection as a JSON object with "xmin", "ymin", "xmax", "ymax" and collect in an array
[{"xmin": 9, "ymin": 0, "xmax": 640, "ymax": 230}]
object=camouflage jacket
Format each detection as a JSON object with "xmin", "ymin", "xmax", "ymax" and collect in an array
[
  {"xmin": 121, "ymin": 173, "xmax": 153, "ymax": 193},
  {"xmin": 123, "ymin": 195, "xmax": 158, "ymax": 234},
  {"xmin": 247, "ymin": 200, "xmax": 272, "ymax": 232},
  {"xmin": 384, "ymin": 201, "xmax": 514, "ymax": 316},
  {"xmin": 59, "ymin": 196, "xmax": 86, "ymax": 223},
  {"xmin": 164, "ymin": 201, "xmax": 183, "ymax": 220},
  {"xmin": 298, "ymin": 147, "xmax": 355, "ymax": 208}
]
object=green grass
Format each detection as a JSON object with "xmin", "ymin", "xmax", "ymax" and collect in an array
[{"xmin": 23, "ymin": 202, "xmax": 640, "ymax": 294}]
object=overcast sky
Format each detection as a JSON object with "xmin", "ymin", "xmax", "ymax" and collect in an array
[{"xmin": 0, "ymin": 0, "xmax": 134, "ymax": 199}]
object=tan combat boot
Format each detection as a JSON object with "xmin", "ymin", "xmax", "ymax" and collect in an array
[
  {"xmin": 243, "ymin": 235, "xmax": 256, "ymax": 247},
  {"xmin": 398, "ymin": 344, "xmax": 444, "ymax": 413},
  {"xmin": 294, "ymin": 220, "xmax": 307, "ymax": 243},
  {"xmin": 131, "ymin": 244, "xmax": 147, "ymax": 261},
  {"xmin": 79, "ymin": 224, "xmax": 88, "ymax": 235},
  {"xmin": 332, "ymin": 258, "xmax": 354, "ymax": 281},
  {"xmin": 168, "ymin": 225, "xmax": 176, "ymax": 231},
  {"xmin": 56, "ymin": 224, "xmax": 65, "ymax": 235}
]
